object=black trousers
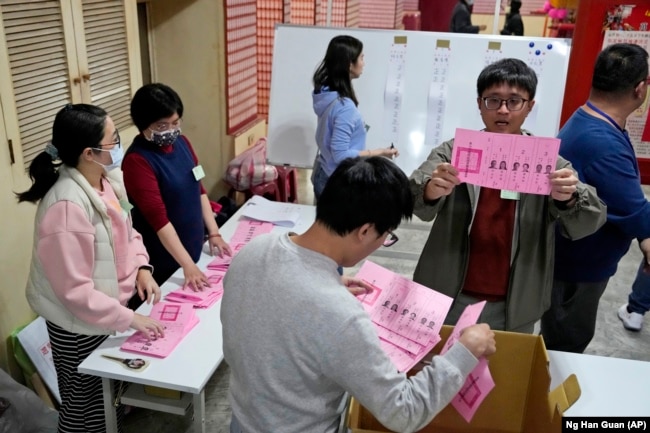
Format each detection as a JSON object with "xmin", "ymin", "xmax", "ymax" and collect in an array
[{"xmin": 540, "ymin": 279, "xmax": 609, "ymax": 353}]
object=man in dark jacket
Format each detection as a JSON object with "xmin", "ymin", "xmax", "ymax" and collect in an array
[
  {"xmin": 501, "ymin": 0, "xmax": 524, "ymax": 36},
  {"xmin": 450, "ymin": 0, "xmax": 486, "ymax": 33}
]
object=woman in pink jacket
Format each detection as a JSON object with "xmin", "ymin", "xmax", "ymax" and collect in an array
[{"xmin": 17, "ymin": 104, "xmax": 164, "ymax": 433}]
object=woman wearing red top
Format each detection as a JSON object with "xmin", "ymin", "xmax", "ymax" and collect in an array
[{"xmin": 122, "ymin": 84, "xmax": 232, "ymax": 300}]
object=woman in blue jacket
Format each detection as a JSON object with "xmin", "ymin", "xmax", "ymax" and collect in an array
[{"xmin": 311, "ymin": 35, "xmax": 398, "ymax": 200}]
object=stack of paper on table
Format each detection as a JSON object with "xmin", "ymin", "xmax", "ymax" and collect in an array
[
  {"xmin": 165, "ymin": 270, "xmax": 226, "ymax": 308},
  {"xmin": 240, "ymin": 194, "xmax": 300, "ymax": 227},
  {"xmin": 164, "ymin": 220, "xmax": 275, "ymax": 308},
  {"xmin": 222, "ymin": 218, "xmax": 275, "ymax": 255},
  {"xmin": 121, "ymin": 302, "xmax": 199, "ymax": 358}
]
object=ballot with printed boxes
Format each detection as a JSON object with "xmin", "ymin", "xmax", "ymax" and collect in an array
[{"xmin": 352, "ymin": 260, "xmax": 581, "ymax": 432}]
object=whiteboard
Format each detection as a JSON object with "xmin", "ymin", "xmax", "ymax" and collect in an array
[{"xmin": 267, "ymin": 24, "xmax": 571, "ymax": 176}]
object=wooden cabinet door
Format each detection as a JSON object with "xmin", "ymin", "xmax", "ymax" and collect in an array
[
  {"xmin": 75, "ymin": 0, "xmax": 141, "ymax": 131},
  {"xmin": 0, "ymin": 0, "xmax": 81, "ymax": 172},
  {"xmin": 0, "ymin": 0, "xmax": 141, "ymax": 174}
]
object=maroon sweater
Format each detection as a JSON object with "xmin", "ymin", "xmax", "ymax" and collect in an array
[{"xmin": 462, "ymin": 187, "xmax": 516, "ymax": 301}]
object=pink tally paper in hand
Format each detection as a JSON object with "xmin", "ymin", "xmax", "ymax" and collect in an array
[
  {"xmin": 451, "ymin": 358, "xmax": 495, "ymax": 423},
  {"xmin": 451, "ymin": 128, "xmax": 560, "ymax": 195},
  {"xmin": 120, "ymin": 302, "xmax": 199, "ymax": 358},
  {"xmin": 355, "ymin": 260, "xmax": 453, "ymax": 372},
  {"xmin": 440, "ymin": 301, "xmax": 495, "ymax": 422}
]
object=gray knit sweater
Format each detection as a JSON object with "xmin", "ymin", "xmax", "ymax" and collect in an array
[{"xmin": 221, "ymin": 233, "xmax": 478, "ymax": 433}]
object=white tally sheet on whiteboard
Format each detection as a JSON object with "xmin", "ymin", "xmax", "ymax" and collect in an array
[
  {"xmin": 17, "ymin": 316, "xmax": 61, "ymax": 404},
  {"xmin": 425, "ymin": 46, "xmax": 451, "ymax": 147},
  {"xmin": 383, "ymin": 41, "xmax": 407, "ymax": 144},
  {"xmin": 267, "ymin": 25, "xmax": 571, "ymax": 176}
]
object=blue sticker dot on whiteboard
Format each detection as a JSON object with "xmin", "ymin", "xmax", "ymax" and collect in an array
[
  {"xmin": 535, "ymin": 50, "xmax": 541, "ymax": 55},
  {"xmin": 547, "ymin": 44, "xmax": 553, "ymax": 50},
  {"xmin": 529, "ymin": 42, "xmax": 535, "ymax": 48}
]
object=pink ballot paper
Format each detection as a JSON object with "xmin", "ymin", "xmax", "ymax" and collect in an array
[
  {"xmin": 169, "ymin": 219, "xmax": 274, "ymax": 305},
  {"xmin": 165, "ymin": 270, "xmax": 225, "ymax": 308},
  {"xmin": 220, "ymin": 219, "xmax": 274, "ymax": 259},
  {"xmin": 354, "ymin": 260, "xmax": 453, "ymax": 372},
  {"xmin": 121, "ymin": 302, "xmax": 199, "ymax": 358},
  {"xmin": 206, "ymin": 220, "xmax": 274, "ymax": 271},
  {"xmin": 440, "ymin": 301, "xmax": 495, "ymax": 423},
  {"xmin": 451, "ymin": 128, "xmax": 560, "ymax": 195}
]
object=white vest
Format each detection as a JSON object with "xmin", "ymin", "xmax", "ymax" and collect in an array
[{"xmin": 26, "ymin": 166, "xmax": 131, "ymax": 336}]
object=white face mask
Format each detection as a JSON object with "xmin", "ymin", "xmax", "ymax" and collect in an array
[
  {"xmin": 466, "ymin": 0, "xmax": 474, "ymax": 5},
  {"xmin": 93, "ymin": 142, "xmax": 124, "ymax": 171}
]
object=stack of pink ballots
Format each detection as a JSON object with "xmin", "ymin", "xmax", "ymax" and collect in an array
[
  {"xmin": 355, "ymin": 261, "xmax": 494, "ymax": 422},
  {"xmin": 355, "ymin": 260, "xmax": 454, "ymax": 373},
  {"xmin": 164, "ymin": 270, "xmax": 227, "ymax": 309},
  {"xmin": 120, "ymin": 302, "xmax": 199, "ymax": 358},
  {"xmin": 164, "ymin": 219, "xmax": 275, "ymax": 308}
]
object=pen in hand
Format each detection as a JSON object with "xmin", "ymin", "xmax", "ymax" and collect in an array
[{"xmin": 388, "ymin": 143, "xmax": 399, "ymax": 159}]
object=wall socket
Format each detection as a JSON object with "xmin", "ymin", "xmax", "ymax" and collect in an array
[{"xmin": 247, "ymin": 134, "xmax": 254, "ymax": 146}]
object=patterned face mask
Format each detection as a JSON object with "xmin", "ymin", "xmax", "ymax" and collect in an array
[{"xmin": 149, "ymin": 128, "xmax": 181, "ymax": 147}]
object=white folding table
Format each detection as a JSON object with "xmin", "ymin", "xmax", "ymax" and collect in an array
[{"xmin": 78, "ymin": 202, "xmax": 315, "ymax": 433}]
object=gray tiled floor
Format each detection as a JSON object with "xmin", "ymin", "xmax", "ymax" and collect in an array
[{"xmin": 124, "ymin": 170, "xmax": 650, "ymax": 432}]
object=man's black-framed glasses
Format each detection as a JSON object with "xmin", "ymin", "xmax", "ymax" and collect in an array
[
  {"xmin": 383, "ymin": 230, "xmax": 399, "ymax": 247},
  {"xmin": 481, "ymin": 97, "xmax": 529, "ymax": 111}
]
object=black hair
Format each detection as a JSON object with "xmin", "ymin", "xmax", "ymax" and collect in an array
[
  {"xmin": 16, "ymin": 104, "xmax": 107, "ymax": 203},
  {"xmin": 592, "ymin": 43, "xmax": 649, "ymax": 96},
  {"xmin": 477, "ymin": 58, "xmax": 538, "ymax": 99},
  {"xmin": 313, "ymin": 35, "xmax": 363, "ymax": 106},
  {"xmin": 130, "ymin": 83, "xmax": 184, "ymax": 132},
  {"xmin": 508, "ymin": 0, "xmax": 522, "ymax": 17},
  {"xmin": 316, "ymin": 156, "xmax": 413, "ymax": 236}
]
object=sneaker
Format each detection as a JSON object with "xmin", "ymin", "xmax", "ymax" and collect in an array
[{"xmin": 618, "ymin": 304, "xmax": 644, "ymax": 331}]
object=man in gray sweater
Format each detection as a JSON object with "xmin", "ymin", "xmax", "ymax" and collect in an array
[{"xmin": 222, "ymin": 156, "xmax": 496, "ymax": 433}]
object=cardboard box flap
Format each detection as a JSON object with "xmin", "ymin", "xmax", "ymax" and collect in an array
[
  {"xmin": 549, "ymin": 373, "xmax": 581, "ymax": 415},
  {"xmin": 349, "ymin": 326, "xmax": 581, "ymax": 433}
]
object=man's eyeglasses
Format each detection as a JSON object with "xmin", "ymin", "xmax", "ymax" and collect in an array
[
  {"xmin": 481, "ymin": 97, "xmax": 529, "ymax": 111},
  {"xmin": 151, "ymin": 118, "xmax": 182, "ymax": 132},
  {"xmin": 98, "ymin": 130, "xmax": 121, "ymax": 148},
  {"xmin": 383, "ymin": 230, "xmax": 399, "ymax": 247}
]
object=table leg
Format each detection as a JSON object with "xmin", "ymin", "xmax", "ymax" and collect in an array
[
  {"xmin": 193, "ymin": 389, "xmax": 206, "ymax": 433},
  {"xmin": 101, "ymin": 378, "xmax": 118, "ymax": 433}
]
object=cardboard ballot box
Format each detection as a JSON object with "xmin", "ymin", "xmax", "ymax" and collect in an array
[{"xmin": 348, "ymin": 326, "xmax": 581, "ymax": 433}]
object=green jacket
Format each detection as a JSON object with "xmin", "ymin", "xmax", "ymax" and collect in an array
[{"xmin": 409, "ymin": 137, "xmax": 606, "ymax": 331}]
